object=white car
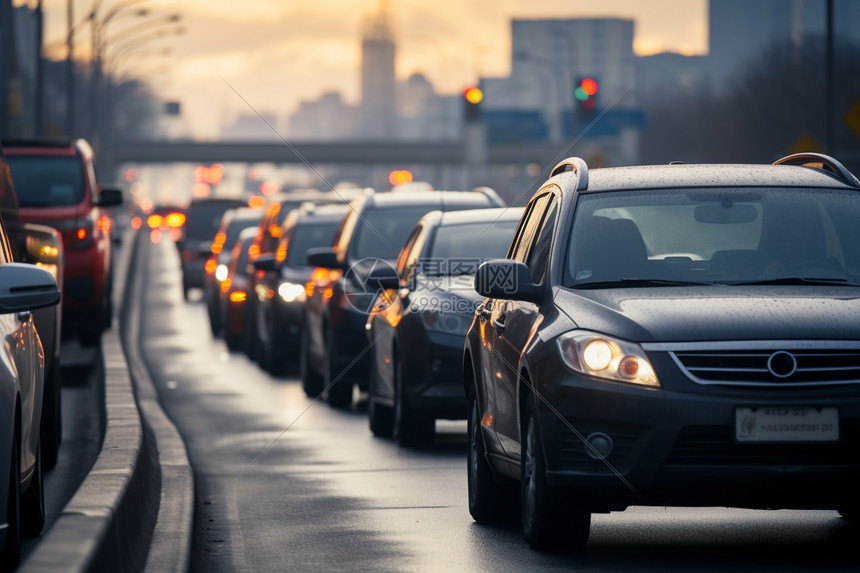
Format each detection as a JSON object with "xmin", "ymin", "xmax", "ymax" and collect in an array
[{"xmin": 0, "ymin": 254, "xmax": 61, "ymax": 565}]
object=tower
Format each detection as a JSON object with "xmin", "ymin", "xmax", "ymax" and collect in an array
[{"xmin": 360, "ymin": 0, "xmax": 396, "ymax": 138}]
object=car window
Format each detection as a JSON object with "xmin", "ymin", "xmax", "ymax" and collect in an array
[
  {"xmin": 400, "ymin": 224, "xmax": 428, "ymax": 287},
  {"xmin": 566, "ymin": 187, "xmax": 860, "ymax": 286},
  {"xmin": 5, "ymin": 155, "xmax": 86, "ymax": 207},
  {"xmin": 396, "ymin": 225, "xmax": 422, "ymax": 276},
  {"xmin": 512, "ymin": 194, "xmax": 550, "ymax": 263},
  {"xmin": 526, "ymin": 197, "xmax": 558, "ymax": 284},
  {"xmin": 351, "ymin": 206, "xmax": 437, "ymax": 261},
  {"xmin": 427, "ymin": 220, "xmax": 520, "ymax": 275},
  {"xmin": 285, "ymin": 221, "xmax": 342, "ymax": 267}
]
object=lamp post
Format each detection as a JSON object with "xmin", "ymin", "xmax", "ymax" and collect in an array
[{"xmin": 513, "ymin": 51, "xmax": 566, "ymax": 143}]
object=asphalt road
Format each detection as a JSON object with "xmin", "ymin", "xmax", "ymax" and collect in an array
[{"xmin": 136, "ymin": 236, "xmax": 859, "ymax": 572}]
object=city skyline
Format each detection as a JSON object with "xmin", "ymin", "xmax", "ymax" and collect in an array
[{"xmin": 32, "ymin": 0, "xmax": 707, "ymax": 139}]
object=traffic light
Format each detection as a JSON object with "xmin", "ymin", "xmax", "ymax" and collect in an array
[
  {"xmin": 463, "ymin": 86, "xmax": 483, "ymax": 122},
  {"xmin": 574, "ymin": 77, "xmax": 598, "ymax": 120}
]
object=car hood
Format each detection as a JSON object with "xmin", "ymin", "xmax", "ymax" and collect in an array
[{"xmin": 554, "ymin": 285, "xmax": 860, "ymax": 342}]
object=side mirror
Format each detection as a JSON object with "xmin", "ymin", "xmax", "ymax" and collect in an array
[
  {"xmin": 0, "ymin": 263, "xmax": 61, "ymax": 312},
  {"xmin": 474, "ymin": 259, "xmax": 540, "ymax": 303},
  {"xmin": 307, "ymin": 247, "xmax": 345, "ymax": 270},
  {"xmin": 98, "ymin": 186, "xmax": 124, "ymax": 207},
  {"xmin": 368, "ymin": 265, "xmax": 400, "ymax": 290},
  {"xmin": 253, "ymin": 253, "xmax": 278, "ymax": 272}
]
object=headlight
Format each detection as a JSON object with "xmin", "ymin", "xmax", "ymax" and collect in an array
[
  {"xmin": 215, "ymin": 264, "xmax": 229, "ymax": 282},
  {"xmin": 278, "ymin": 282, "xmax": 306, "ymax": 303},
  {"xmin": 556, "ymin": 331, "xmax": 660, "ymax": 387}
]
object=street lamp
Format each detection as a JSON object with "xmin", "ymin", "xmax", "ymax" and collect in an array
[{"xmin": 513, "ymin": 51, "xmax": 567, "ymax": 143}]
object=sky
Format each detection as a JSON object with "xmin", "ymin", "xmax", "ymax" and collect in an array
[{"xmin": 32, "ymin": 0, "xmax": 707, "ymax": 139}]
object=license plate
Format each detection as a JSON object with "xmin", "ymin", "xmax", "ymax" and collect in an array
[{"xmin": 735, "ymin": 406, "xmax": 839, "ymax": 442}]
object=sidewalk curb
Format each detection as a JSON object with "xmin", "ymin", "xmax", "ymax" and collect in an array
[
  {"xmin": 121, "ymin": 232, "xmax": 194, "ymax": 573},
  {"xmin": 21, "ymin": 231, "xmax": 159, "ymax": 572}
]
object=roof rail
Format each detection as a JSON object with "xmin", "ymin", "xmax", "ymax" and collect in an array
[
  {"xmin": 773, "ymin": 152, "xmax": 860, "ymax": 187},
  {"xmin": 549, "ymin": 157, "xmax": 589, "ymax": 190},
  {"xmin": 1, "ymin": 137, "xmax": 74, "ymax": 148},
  {"xmin": 471, "ymin": 186, "xmax": 505, "ymax": 207}
]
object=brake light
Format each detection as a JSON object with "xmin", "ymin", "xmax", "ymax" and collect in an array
[
  {"xmin": 131, "ymin": 216, "xmax": 142, "ymax": 230},
  {"xmin": 229, "ymin": 291, "xmax": 247, "ymax": 303},
  {"xmin": 165, "ymin": 212, "xmax": 186, "ymax": 228},
  {"xmin": 249, "ymin": 244, "xmax": 260, "ymax": 260},
  {"xmin": 269, "ymin": 224, "xmax": 282, "ymax": 238},
  {"xmin": 276, "ymin": 243, "xmax": 287, "ymax": 262},
  {"xmin": 205, "ymin": 258, "xmax": 217, "ymax": 274},
  {"xmin": 77, "ymin": 227, "xmax": 87, "ymax": 240},
  {"xmin": 147, "ymin": 214, "xmax": 164, "ymax": 229},
  {"xmin": 221, "ymin": 278, "xmax": 232, "ymax": 293},
  {"xmin": 97, "ymin": 215, "xmax": 111, "ymax": 233}
]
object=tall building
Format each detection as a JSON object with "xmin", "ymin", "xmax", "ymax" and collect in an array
[
  {"xmin": 708, "ymin": 0, "xmax": 860, "ymax": 92},
  {"xmin": 481, "ymin": 17, "xmax": 639, "ymax": 159},
  {"xmin": 360, "ymin": 2, "xmax": 396, "ymax": 138},
  {"xmin": 288, "ymin": 91, "xmax": 358, "ymax": 140}
]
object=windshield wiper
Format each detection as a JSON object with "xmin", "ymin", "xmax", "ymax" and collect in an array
[
  {"xmin": 572, "ymin": 278, "xmax": 716, "ymax": 289},
  {"xmin": 729, "ymin": 277, "xmax": 860, "ymax": 287}
]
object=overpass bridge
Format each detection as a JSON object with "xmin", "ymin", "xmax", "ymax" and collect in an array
[{"xmin": 110, "ymin": 139, "xmax": 581, "ymax": 166}]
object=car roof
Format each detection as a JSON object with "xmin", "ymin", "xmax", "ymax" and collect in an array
[
  {"xmin": 579, "ymin": 163, "xmax": 859, "ymax": 194},
  {"xmin": 188, "ymin": 197, "xmax": 246, "ymax": 208},
  {"xmin": 294, "ymin": 203, "xmax": 349, "ymax": 224},
  {"xmin": 363, "ymin": 190, "xmax": 494, "ymax": 209},
  {"xmin": 435, "ymin": 206, "xmax": 525, "ymax": 226}
]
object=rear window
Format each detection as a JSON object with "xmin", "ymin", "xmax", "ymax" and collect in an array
[
  {"xmin": 6, "ymin": 155, "xmax": 86, "ymax": 207},
  {"xmin": 352, "ymin": 206, "xmax": 437, "ymax": 260},
  {"xmin": 186, "ymin": 204, "xmax": 241, "ymax": 240},
  {"xmin": 286, "ymin": 221, "xmax": 341, "ymax": 267},
  {"xmin": 428, "ymin": 220, "xmax": 519, "ymax": 274}
]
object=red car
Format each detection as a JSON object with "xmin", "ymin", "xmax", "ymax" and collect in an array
[{"xmin": 3, "ymin": 139, "xmax": 123, "ymax": 345}]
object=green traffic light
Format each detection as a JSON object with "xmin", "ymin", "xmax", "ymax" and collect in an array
[{"xmin": 575, "ymin": 86, "xmax": 589, "ymax": 101}]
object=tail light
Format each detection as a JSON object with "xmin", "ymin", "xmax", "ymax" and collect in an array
[
  {"xmin": 147, "ymin": 214, "xmax": 164, "ymax": 229},
  {"xmin": 205, "ymin": 258, "xmax": 217, "ymax": 274},
  {"xmin": 164, "ymin": 212, "xmax": 186, "ymax": 228}
]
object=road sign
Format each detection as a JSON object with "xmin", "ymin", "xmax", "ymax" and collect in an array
[{"xmin": 843, "ymin": 97, "xmax": 860, "ymax": 139}]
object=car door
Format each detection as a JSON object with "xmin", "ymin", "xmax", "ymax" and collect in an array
[
  {"xmin": 492, "ymin": 192, "xmax": 557, "ymax": 454},
  {"xmin": 483, "ymin": 194, "xmax": 550, "ymax": 456}
]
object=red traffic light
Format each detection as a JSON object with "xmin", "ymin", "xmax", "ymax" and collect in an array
[
  {"xmin": 463, "ymin": 87, "xmax": 483, "ymax": 104},
  {"xmin": 581, "ymin": 78, "xmax": 598, "ymax": 96}
]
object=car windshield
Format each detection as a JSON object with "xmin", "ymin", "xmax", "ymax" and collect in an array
[
  {"xmin": 5, "ymin": 155, "xmax": 85, "ymax": 207},
  {"xmin": 566, "ymin": 187, "xmax": 860, "ymax": 287},
  {"xmin": 426, "ymin": 220, "xmax": 519, "ymax": 275},
  {"xmin": 286, "ymin": 221, "xmax": 341, "ymax": 267},
  {"xmin": 352, "ymin": 206, "xmax": 438, "ymax": 260},
  {"xmin": 186, "ymin": 204, "xmax": 240, "ymax": 240}
]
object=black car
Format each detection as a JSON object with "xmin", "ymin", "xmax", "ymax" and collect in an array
[
  {"xmin": 465, "ymin": 154, "xmax": 860, "ymax": 550},
  {"xmin": 204, "ymin": 207, "xmax": 264, "ymax": 336},
  {"xmin": 365, "ymin": 207, "xmax": 523, "ymax": 445},
  {"xmin": 177, "ymin": 197, "xmax": 245, "ymax": 299},
  {"xmin": 304, "ymin": 188, "xmax": 504, "ymax": 408},
  {"xmin": 253, "ymin": 203, "xmax": 347, "ymax": 377}
]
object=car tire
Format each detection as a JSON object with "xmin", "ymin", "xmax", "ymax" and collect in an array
[
  {"xmin": 207, "ymin": 295, "xmax": 221, "ymax": 337},
  {"xmin": 521, "ymin": 394, "xmax": 590, "ymax": 551},
  {"xmin": 368, "ymin": 356, "xmax": 393, "ymax": 437},
  {"xmin": 468, "ymin": 388, "xmax": 515, "ymax": 523},
  {"xmin": 21, "ymin": 442, "xmax": 45, "ymax": 537},
  {"xmin": 393, "ymin": 354, "xmax": 433, "ymax": 447},
  {"xmin": 324, "ymin": 332, "xmax": 353, "ymax": 409},
  {"xmin": 1, "ymin": 435, "xmax": 21, "ymax": 568},
  {"xmin": 300, "ymin": 327, "xmax": 323, "ymax": 397},
  {"xmin": 40, "ymin": 359, "xmax": 62, "ymax": 471}
]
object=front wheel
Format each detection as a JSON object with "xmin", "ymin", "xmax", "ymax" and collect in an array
[
  {"xmin": 393, "ymin": 355, "xmax": 433, "ymax": 447},
  {"xmin": 468, "ymin": 388, "xmax": 514, "ymax": 523},
  {"xmin": 21, "ymin": 442, "xmax": 45, "ymax": 537},
  {"xmin": 521, "ymin": 394, "xmax": 590, "ymax": 551},
  {"xmin": 324, "ymin": 332, "xmax": 353, "ymax": 409},
  {"xmin": 300, "ymin": 327, "xmax": 323, "ymax": 397},
  {"xmin": 1, "ymin": 436, "xmax": 21, "ymax": 568}
]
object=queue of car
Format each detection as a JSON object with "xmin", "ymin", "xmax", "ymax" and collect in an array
[
  {"xmin": 0, "ymin": 138, "xmax": 114, "ymax": 566},
  {"xmin": 180, "ymin": 153, "xmax": 860, "ymax": 553}
]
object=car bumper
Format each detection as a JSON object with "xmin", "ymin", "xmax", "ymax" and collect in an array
[{"xmin": 533, "ymin": 357, "xmax": 860, "ymax": 511}]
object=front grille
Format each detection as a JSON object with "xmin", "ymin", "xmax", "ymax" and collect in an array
[
  {"xmin": 560, "ymin": 427, "xmax": 637, "ymax": 472},
  {"xmin": 666, "ymin": 424, "xmax": 860, "ymax": 466},
  {"xmin": 669, "ymin": 345, "xmax": 860, "ymax": 388}
]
